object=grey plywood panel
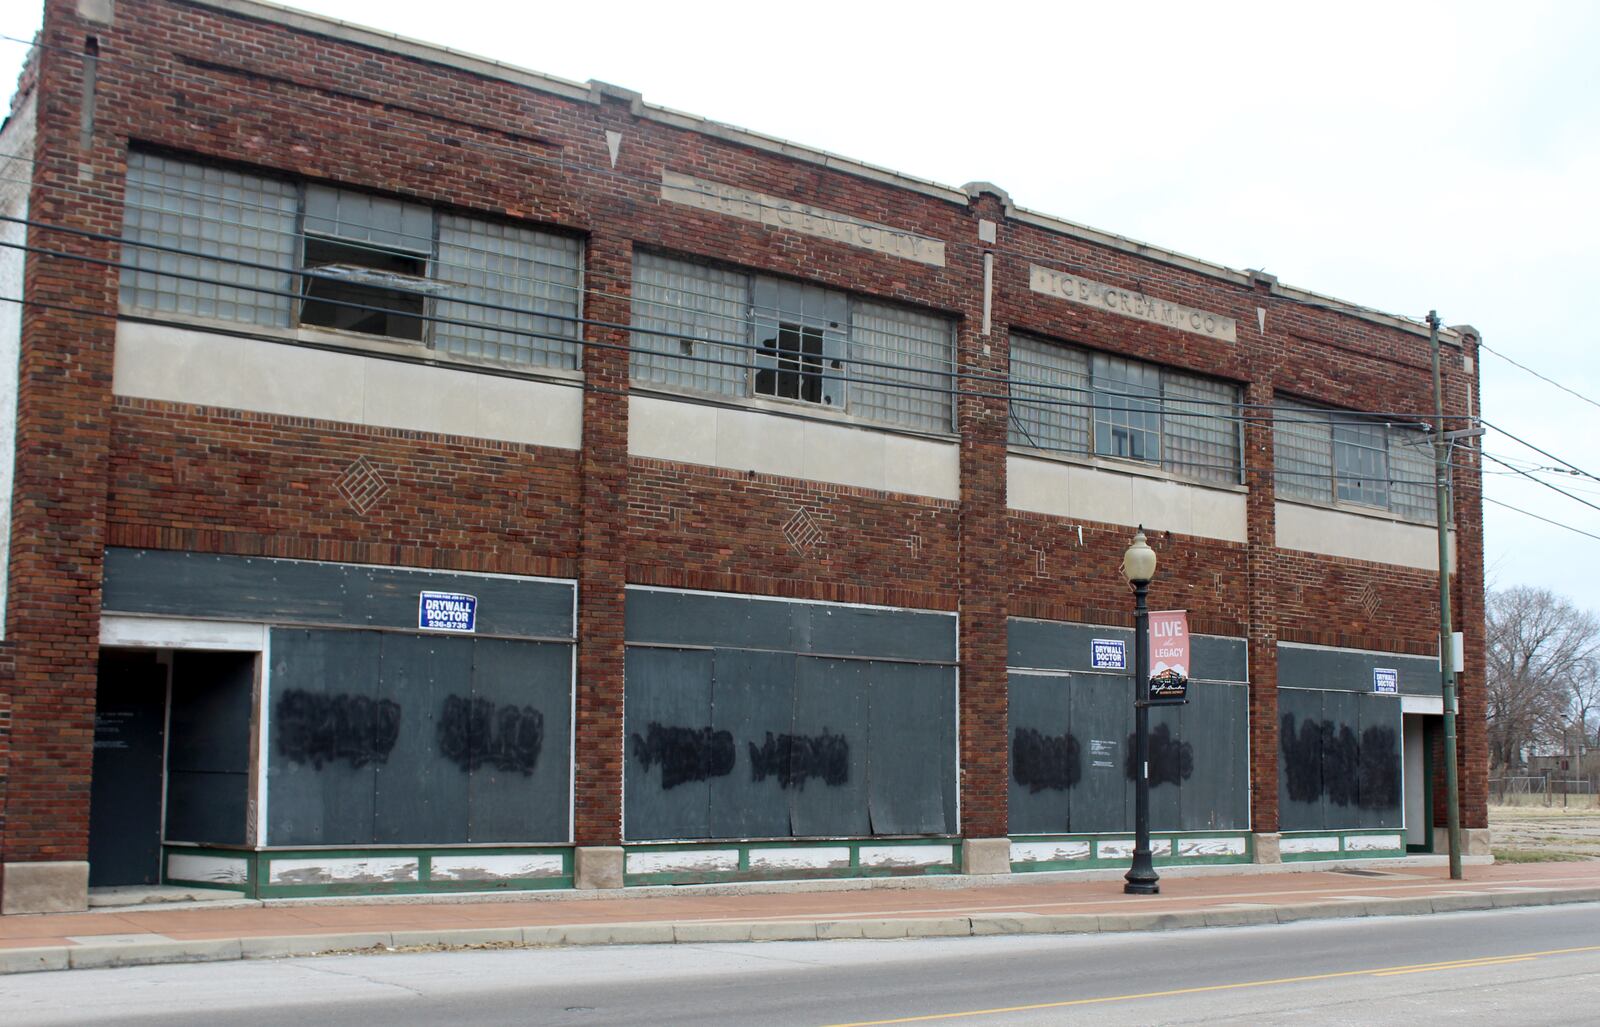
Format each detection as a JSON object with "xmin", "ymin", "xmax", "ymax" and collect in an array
[
  {"xmin": 1147, "ymin": 703, "xmax": 1184, "ymax": 832},
  {"xmin": 1010, "ymin": 618, "xmax": 1246, "ymax": 682},
  {"xmin": 1007, "ymin": 672, "xmax": 1073, "ymax": 835},
  {"xmin": 468, "ymin": 638, "xmax": 572, "ymax": 842},
  {"xmin": 103, "ymin": 549, "xmax": 574, "ymax": 640},
  {"xmin": 798, "ymin": 605, "xmax": 957, "ymax": 662},
  {"xmin": 168, "ymin": 652, "xmax": 254, "ymax": 774},
  {"xmin": 866, "ymin": 662, "xmax": 956, "ymax": 835},
  {"xmin": 165, "ymin": 651, "xmax": 254, "ymax": 845},
  {"xmin": 1320, "ymin": 690, "xmax": 1361, "ymax": 831},
  {"xmin": 1277, "ymin": 644, "xmax": 1439, "ymax": 695},
  {"xmin": 1357, "ymin": 692, "xmax": 1404, "ymax": 830},
  {"xmin": 1189, "ymin": 636, "xmax": 1248, "ymax": 683},
  {"xmin": 791, "ymin": 657, "xmax": 870, "ymax": 837},
  {"xmin": 1179, "ymin": 683, "xmax": 1246, "ymax": 831},
  {"xmin": 1009, "ymin": 619, "xmax": 1134, "ymax": 673},
  {"xmin": 1069, "ymin": 673, "xmax": 1132, "ymax": 833},
  {"xmin": 626, "ymin": 589, "xmax": 954, "ymax": 662},
  {"xmin": 266, "ymin": 629, "xmax": 384, "ymax": 845},
  {"xmin": 623, "ymin": 647, "xmax": 715, "ymax": 841},
  {"xmin": 709, "ymin": 649, "xmax": 795, "ymax": 839},
  {"xmin": 164, "ymin": 771, "xmax": 247, "ymax": 845},
  {"xmin": 372, "ymin": 634, "xmax": 469, "ymax": 844},
  {"xmin": 626, "ymin": 590, "xmax": 797, "ymax": 651},
  {"xmin": 1277, "ymin": 688, "xmax": 1326, "ymax": 833}
]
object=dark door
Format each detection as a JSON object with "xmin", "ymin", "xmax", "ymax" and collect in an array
[{"xmin": 89, "ymin": 650, "xmax": 168, "ymax": 887}]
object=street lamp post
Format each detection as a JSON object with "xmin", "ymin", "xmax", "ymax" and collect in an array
[{"xmin": 1122, "ymin": 527, "xmax": 1160, "ymax": 896}]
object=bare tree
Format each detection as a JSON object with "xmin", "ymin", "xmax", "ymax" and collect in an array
[{"xmin": 1485, "ymin": 586, "xmax": 1600, "ymax": 770}]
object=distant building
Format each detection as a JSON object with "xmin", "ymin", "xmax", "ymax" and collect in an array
[{"xmin": 0, "ymin": 0, "xmax": 1488, "ymax": 913}]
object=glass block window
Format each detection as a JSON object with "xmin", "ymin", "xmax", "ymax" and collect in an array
[
  {"xmin": 120, "ymin": 152, "xmax": 584, "ymax": 370},
  {"xmin": 629, "ymin": 253, "xmax": 955, "ymax": 432},
  {"xmin": 1009, "ymin": 335, "xmax": 1090, "ymax": 453},
  {"xmin": 1273, "ymin": 399, "xmax": 1436, "ymax": 522},
  {"xmin": 631, "ymin": 252, "xmax": 749, "ymax": 398},
  {"xmin": 1388, "ymin": 430, "xmax": 1436, "ymax": 522},
  {"xmin": 1163, "ymin": 372, "xmax": 1241, "ymax": 485},
  {"xmin": 849, "ymin": 301, "xmax": 954, "ymax": 433},
  {"xmin": 1272, "ymin": 402, "xmax": 1334, "ymax": 502},
  {"xmin": 1009, "ymin": 334, "xmax": 1240, "ymax": 484},
  {"xmin": 1093, "ymin": 353, "xmax": 1163, "ymax": 462},
  {"xmin": 120, "ymin": 151, "xmax": 298, "ymax": 326},
  {"xmin": 435, "ymin": 216, "xmax": 582, "ymax": 370}
]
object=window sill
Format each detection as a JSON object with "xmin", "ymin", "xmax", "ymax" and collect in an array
[
  {"xmin": 1006, "ymin": 444, "xmax": 1248, "ymax": 494},
  {"xmin": 118, "ymin": 309, "xmax": 585, "ymax": 387},
  {"xmin": 630, "ymin": 382, "xmax": 961, "ymax": 445},
  {"xmin": 1274, "ymin": 495, "xmax": 1442, "ymax": 530}
]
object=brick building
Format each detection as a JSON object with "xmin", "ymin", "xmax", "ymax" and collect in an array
[{"xmin": 0, "ymin": 0, "xmax": 1488, "ymax": 914}]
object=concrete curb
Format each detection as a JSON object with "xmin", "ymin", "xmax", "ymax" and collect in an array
[{"xmin": 4, "ymin": 887, "xmax": 1596, "ymax": 976}]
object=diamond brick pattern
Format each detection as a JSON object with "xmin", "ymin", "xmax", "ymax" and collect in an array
[{"xmin": 335, "ymin": 456, "xmax": 389, "ymax": 515}]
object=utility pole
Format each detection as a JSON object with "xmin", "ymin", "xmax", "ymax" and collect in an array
[{"xmin": 1429, "ymin": 311, "xmax": 1464, "ymax": 880}]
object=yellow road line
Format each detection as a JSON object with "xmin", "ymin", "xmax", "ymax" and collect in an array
[
  {"xmin": 1373, "ymin": 956, "xmax": 1536, "ymax": 976},
  {"xmin": 820, "ymin": 943, "xmax": 1600, "ymax": 1026}
]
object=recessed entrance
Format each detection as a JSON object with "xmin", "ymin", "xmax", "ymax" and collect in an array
[{"xmin": 89, "ymin": 647, "xmax": 257, "ymax": 889}]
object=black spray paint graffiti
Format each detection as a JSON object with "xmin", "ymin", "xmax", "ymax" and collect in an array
[
  {"xmin": 275, "ymin": 689, "xmax": 402, "ymax": 769},
  {"xmin": 1124, "ymin": 723, "xmax": 1194, "ymax": 787},
  {"xmin": 748, "ymin": 730, "xmax": 851, "ymax": 790},
  {"xmin": 437, "ymin": 695, "xmax": 544, "ymax": 776},
  {"xmin": 1280, "ymin": 715, "xmax": 1401, "ymax": 809},
  {"xmin": 1011, "ymin": 728, "xmax": 1081, "ymax": 793},
  {"xmin": 630, "ymin": 723, "xmax": 736, "ymax": 790}
]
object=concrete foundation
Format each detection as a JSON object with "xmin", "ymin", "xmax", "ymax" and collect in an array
[
  {"xmin": 1251, "ymin": 833, "xmax": 1282, "ymax": 864},
  {"xmin": 575, "ymin": 846, "xmax": 624, "ymax": 890},
  {"xmin": 961, "ymin": 837, "xmax": 1012, "ymax": 876},
  {"xmin": 2, "ymin": 861, "xmax": 90, "ymax": 914},
  {"xmin": 1432, "ymin": 827, "xmax": 1494, "ymax": 857}
]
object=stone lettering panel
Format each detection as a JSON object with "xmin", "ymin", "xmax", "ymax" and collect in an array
[
  {"xmin": 1029, "ymin": 265, "xmax": 1237, "ymax": 343},
  {"xmin": 662, "ymin": 172, "xmax": 946, "ymax": 267}
]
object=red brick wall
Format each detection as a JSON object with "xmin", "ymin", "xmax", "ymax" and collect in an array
[{"xmin": 0, "ymin": 0, "xmax": 1487, "ymax": 874}]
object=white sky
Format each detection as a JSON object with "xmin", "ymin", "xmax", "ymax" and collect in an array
[{"xmin": 3, "ymin": 0, "xmax": 1599, "ymax": 622}]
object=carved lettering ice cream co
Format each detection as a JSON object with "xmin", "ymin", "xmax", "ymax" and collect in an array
[
  {"xmin": 1029, "ymin": 264, "xmax": 1238, "ymax": 342},
  {"xmin": 661, "ymin": 171, "xmax": 947, "ymax": 267}
]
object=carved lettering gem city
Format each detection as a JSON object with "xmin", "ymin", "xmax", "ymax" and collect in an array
[
  {"xmin": 660, "ymin": 171, "xmax": 947, "ymax": 267},
  {"xmin": 1029, "ymin": 264, "xmax": 1238, "ymax": 343}
]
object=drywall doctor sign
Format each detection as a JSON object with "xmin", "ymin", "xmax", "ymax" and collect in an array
[
  {"xmin": 419, "ymin": 590, "xmax": 477, "ymax": 633},
  {"xmin": 1147, "ymin": 609, "xmax": 1190, "ymax": 704}
]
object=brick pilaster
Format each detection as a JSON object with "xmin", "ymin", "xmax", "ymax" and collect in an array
[
  {"xmin": 957, "ymin": 193, "xmax": 1009, "ymax": 839},
  {"xmin": 2, "ymin": 0, "xmax": 124, "ymax": 869},
  {"xmin": 1244, "ymin": 377, "xmax": 1280, "ymax": 833},
  {"xmin": 572, "ymin": 221, "xmax": 631, "ymax": 846}
]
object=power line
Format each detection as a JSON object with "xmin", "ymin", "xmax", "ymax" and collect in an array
[
  {"xmin": 1481, "ymin": 419, "xmax": 1600, "ymax": 486},
  {"xmin": 1481, "ymin": 451, "xmax": 1600, "ymax": 516},
  {"xmin": 1484, "ymin": 496, "xmax": 1600, "ymax": 544},
  {"xmin": 1479, "ymin": 341, "xmax": 1600, "ymax": 412}
]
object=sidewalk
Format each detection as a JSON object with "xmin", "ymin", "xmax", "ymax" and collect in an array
[{"xmin": 3, "ymin": 858, "xmax": 1598, "ymax": 975}]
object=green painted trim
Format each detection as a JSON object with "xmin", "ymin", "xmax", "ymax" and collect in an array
[
  {"xmin": 621, "ymin": 838, "xmax": 963, "ymax": 886},
  {"xmin": 1280, "ymin": 829, "xmax": 1407, "ymax": 862},
  {"xmin": 1009, "ymin": 833, "xmax": 1255, "ymax": 873},
  {"xmin": 160, "ymin": 846, "xmax": 255, "ymax": 896},
  {"xmin": 164, "ymin": 845, "xmax": 577, "ymax": 898}
]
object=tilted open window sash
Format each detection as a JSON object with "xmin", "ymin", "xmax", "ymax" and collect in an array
[{"xmin": 299, "ymin": 186, "xmax": 435, "ymax": 340}]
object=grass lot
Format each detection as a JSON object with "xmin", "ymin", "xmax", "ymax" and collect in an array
[{"xmin": 1489, "ymin": 802, "xmax": 1600, "ymax": 862}]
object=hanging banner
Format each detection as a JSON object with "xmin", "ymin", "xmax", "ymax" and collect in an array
[{"xmin": 1147, "ymin": 610, "xmax": 1190, "ymax": 704}]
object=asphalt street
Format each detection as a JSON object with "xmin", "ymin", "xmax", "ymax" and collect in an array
[{"xmin": 4, "ymin": 904, "xmax": 1599, "ymax": 1026}]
